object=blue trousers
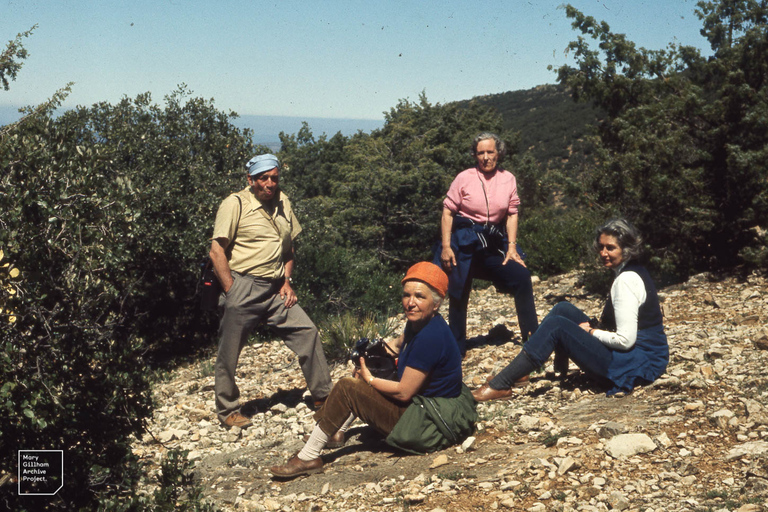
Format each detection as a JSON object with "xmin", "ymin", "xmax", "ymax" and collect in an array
[
  {"xmin": 491, "ymin": 302, "xmax": 613, "ymax": 389},
  {"xmin": 449, "ymin": 250, "xmax": 538, "ymax": 353}
]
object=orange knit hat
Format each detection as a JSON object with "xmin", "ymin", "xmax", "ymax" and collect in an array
[{"xmin": 401, "ymin": 262, "xmax": 449, "ymax": 298}]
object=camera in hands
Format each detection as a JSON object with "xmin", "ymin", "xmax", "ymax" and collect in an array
[{"xmin": 349, "ymin": 337, "xmax": 398, "ymax": 380}]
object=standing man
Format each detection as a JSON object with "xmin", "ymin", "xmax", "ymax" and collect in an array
[{"xmin": 210, "ymin": 153, "xmax": 332, "ymax": 429}]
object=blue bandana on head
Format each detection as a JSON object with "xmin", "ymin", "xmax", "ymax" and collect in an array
[{"xmin": 246, "ymin": 154, "xmax": 280, "ymax": 176}]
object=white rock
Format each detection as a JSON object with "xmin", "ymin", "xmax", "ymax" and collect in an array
[
  {"xmin": 726, "ymin": 441, "xmax": 768, "ymax": 460},
  {"xmin": 270, "ymin": 403, "xmax": 288, "ymax": 414},
  {"xmin": 605, "ymin": 433, "xmax": 657, "ymax": 457},
  {"xmin": 655, "ymin": 432, "xmax": 672, "ymax": 448},
  {"xmin": 158, "ymin": 430, "xmax": 176, "ymax": 443},
  {"xmin": 608, "ymin": 490, "xmax": 630, "ymax": 511},
  {"xmin": 735, "ymin": 505, "xmax": 762, "ymax": 512},
  {"xmin": 461, "ymin": 436, "xmax": 477, "ymax": 452},
  {"xmin": 262, "ymin": 498, "xmax": 280, "ymax": 511},
  {"xmin": 517, "ymin": 415, "xmax": 540, "ymax": 432},
  {"xmin": 557, "ymin": 456, "xmax": 579, "ymax": 475},
  {"xmin": 501, "ymin": 480, "xmax": 522, "ymax": 490},
  {"xmin": 681, "ymin": 475, "xmax": 697, "ymax": 486}
]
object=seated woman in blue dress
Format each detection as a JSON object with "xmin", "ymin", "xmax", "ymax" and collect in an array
[
  {"xmin": 473, "ymin": 219, "xmax": 669, "ymax": 401},
  {"xmin": 270, "ymin": 262, "xmax": 476, "ymax": 478}
]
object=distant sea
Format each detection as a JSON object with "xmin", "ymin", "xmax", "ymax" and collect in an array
[
  {"xmin": 234, "ymin": 115, "xmax": 384, "ymax": 152},
  {"xmin": 0, "ymin": 106, "xmax": 384, "ymax": 153}
]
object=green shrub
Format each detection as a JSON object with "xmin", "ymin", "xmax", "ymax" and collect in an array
[
  {"xmin": 0, "ymin": 249, "xmax": 19, "ymax": 325},
  {"xmin": 321, "ymin": 310, "xmax": 400, "ymax": 361},
  {"xmin": 579, "ymin": 265, "xmax": 615, "ymax": 296},
  {"xmin": 97, "ymin": 449, "xmax": 217, "ymax": 511},
  {"xmin": 520, "ymin": 209, "xmax": 600, "ymax": 278},
  {"xmin": 293, "ymin": 240, "xmax": 401, "ymax": 319}
]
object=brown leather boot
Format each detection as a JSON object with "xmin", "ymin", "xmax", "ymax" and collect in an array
[{"xmin": 221, "ymin": 412, "xmax": 252, "ymax": 429}]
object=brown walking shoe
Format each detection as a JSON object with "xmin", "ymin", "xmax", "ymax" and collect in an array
[
  {"xmin": 472, "ymin": 384, "xmax": 514, "ymax": 402},
  {"xmin": 270, "ymin": 455, "xmax": 323, "ymax": 479},
  {"xmin": 221, "ymin": 411, "xmax": 252, "ymax": 429},
  {"xmin": 513, "ymin": 375, "xmax": 530, "ymax": 388},
  {"xmin": 472, "ymin": 375, "xmax": 529, "ymax": 402}
]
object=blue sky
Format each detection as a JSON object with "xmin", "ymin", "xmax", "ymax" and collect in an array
[{"xmin": 2, "ymin": 0, "xmax": 710, "ymax": 121}]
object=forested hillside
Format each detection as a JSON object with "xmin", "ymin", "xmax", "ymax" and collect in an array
[
  {"xmin": 1, "ymin": 1, "xmax": 767, "ymax": 510},
  {"xmin": 458, "ymin": 84, "xmax": 602, "ymax": 172}
]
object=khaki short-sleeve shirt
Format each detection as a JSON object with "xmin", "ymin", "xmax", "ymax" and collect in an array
[{"xmin": 211, "ymin": 186, "xmax": 302, "ymax": 279}]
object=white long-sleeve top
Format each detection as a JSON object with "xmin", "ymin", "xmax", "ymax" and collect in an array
[{"xmin": 593, "ymin": 265, "xmax": 647, "ymax": 351}]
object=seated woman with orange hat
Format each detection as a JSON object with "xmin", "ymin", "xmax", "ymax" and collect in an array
[{"xmin": 270, "ymin": 262, "xmax": 477, "ymax": 479}]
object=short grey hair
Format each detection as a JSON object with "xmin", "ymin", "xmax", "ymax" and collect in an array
[
  {"xmin": 428, "ymin": 286, "xmax": 444, "ymax": 312},
  {"xmin": 471, "ymin": 132, "xmax": 507, "ymax": 163},
  {"xmin": 594, "ymin": 218, "xmax": 643, "ymax": 263}
]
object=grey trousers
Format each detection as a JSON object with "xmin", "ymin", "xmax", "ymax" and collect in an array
[{"xmin": 215, "ymin": 272, "xmax": 332, "ymax": 422}]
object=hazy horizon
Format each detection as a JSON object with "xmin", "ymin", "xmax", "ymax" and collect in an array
[{"xmin": 0, "ymin": 106, "xmax": 384, "ymax": 149}]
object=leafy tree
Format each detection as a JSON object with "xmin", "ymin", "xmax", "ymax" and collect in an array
[
  {"xmin": 279, "ymin": 122, "xmax": 351, "ymax": 201},
  {"xmin": 0, "ymin": 51, "xmax": 257, "ymax": 507},
  {"xmin": 555, "ymin": 1, "xmax": 768, "ymax": 279},
  {"xmin": 0, "ymin": 25, "xmax": 35, "ymax": 90}
]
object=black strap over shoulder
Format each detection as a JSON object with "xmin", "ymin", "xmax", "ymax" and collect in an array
[{"xmin": 225, "ymin": 194, "xmax": 243, "ymax": 258}]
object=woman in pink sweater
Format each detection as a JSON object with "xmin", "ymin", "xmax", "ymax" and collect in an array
[{"xmin": 434, "ymin": 133, "xmax": 538, "ymax": 356}]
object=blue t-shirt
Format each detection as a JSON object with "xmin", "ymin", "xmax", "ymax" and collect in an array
[{"xmin": 397, "ymin": 315, "xmax": 462, "ymax": 398}]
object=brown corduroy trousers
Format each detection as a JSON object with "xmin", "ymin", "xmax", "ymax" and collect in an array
[{"xmin": 314, "ymin": 377, "xmax": 409, "ymax": 437}]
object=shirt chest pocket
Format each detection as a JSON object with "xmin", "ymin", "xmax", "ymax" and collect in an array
[{"xmin": 274, "ymin": 215, "xmax": 293, "ymax": 254}]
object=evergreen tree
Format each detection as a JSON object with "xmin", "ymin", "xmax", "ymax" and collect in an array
[{"xmin": 556, "ymin": 0, "xmax": 768, "ymax": 278}]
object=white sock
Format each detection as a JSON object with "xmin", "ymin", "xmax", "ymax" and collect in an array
[
  {"xmin": 338, "ymin": 413, "xmax": 355, "ymax": 433},
  {"xmin": 298, "ymin": 425, "xmax": 328, "ymax": 461}
]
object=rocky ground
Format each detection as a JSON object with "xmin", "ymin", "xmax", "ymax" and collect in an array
[{"xmin": 132, "ymin": 270, "xmax": 768, "ymax": 512}]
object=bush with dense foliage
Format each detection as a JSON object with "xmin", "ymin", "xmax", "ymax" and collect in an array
[{"xmin": 0, "ymin": 30, "xmax": 257, "ymax": 506}]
